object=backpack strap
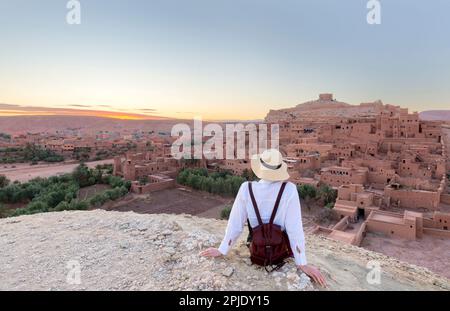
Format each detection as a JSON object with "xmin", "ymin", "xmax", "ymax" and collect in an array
[
  {"xmin": 269, "ymin": 182, "xmax": 287, "ymax": 225},
  {"xmin": 248, "ymin": 182, "xmax": 263, "ymax": 227}
]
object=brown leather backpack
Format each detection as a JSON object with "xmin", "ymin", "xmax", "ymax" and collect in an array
[{"xmin": 247, "ymin": 182, "xmax": 293, "ymax": 272}]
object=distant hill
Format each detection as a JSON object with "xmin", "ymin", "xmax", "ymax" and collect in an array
[
  {"xmin": 420, "ymin": 110, "xmax": 450, "ymax": 121},
  {"xmin": 266, "ymin": 94, "xmax": 385, "ymax": 122},
  {"xmin": 0, "ymin": 115, "xmax": 189, "ymax": 135}
]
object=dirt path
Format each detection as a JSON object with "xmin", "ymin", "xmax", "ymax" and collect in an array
[{"xmin": 0, "ymin": 159, "xmax": 114, "ymax": 183}]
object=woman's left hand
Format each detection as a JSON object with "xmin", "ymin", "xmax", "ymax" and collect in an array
[
  {"xmin": 298, "ymin": 265, "xmax": 327, "ymax": 288},
  {"xmin": 200, "ymin": 248, "xmax": 223, "ymax": 258}
]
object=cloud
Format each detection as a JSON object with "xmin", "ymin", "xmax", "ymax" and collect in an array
[
  {"xmin": 0, "ymin": 103, "xmax": 169, "ymax": 120},
  {"xmin": 68, "ymin": 104, "xmax": 93, "ymax": 108},
  {"xmin": 137, "ymin": 108, "xmax": 157, "ymax": 112},
  {"xmin": 0, "ymin": 103, "xmax": 22, "ymax": 109}
]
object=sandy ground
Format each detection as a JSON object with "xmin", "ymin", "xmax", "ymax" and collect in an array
[
  {"xmin": 361, "ymin": 232, "xmax": 450, "ymax": 279},
  {"xmin": 0, "ymin": 210, "xmax": 448, "ymax": 291},
  {"xmin": 103, "ymin": 188, "xmax": 232, "ymax": 216},
  {"xmin": 0, "ymin": 159, "xmax": 114, "ymax": 183}
]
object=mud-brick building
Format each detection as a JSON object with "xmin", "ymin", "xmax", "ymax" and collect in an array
[{"xmin": 319, "ymin": 166, "xmax": 368, "ymax": 187}]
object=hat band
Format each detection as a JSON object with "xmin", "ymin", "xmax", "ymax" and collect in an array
[{"xmin": 260, "ymin": 158, "xmax": 282, "ymax": 170}]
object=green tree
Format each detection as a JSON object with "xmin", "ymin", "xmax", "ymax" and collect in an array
[
  {"xmin": 177, "ymin": 170, "xmax": 189, "ymax": 184},
  {"xmin": 0, "ymin": 175, "xmax": 10, "ymax": 188},
  {"xmin": 319, "ymin": 185, "xmax": 337, "ymax": 205},
  {"xmin": 297, "ymin": 184, "xmax": 317, "ymax": 200},
  {"xmin": 72, "ymin": 163, "xmax": 92, "ymax": 187}
]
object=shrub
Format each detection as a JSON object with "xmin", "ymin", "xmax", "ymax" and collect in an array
[
  {"xmin": 2, "ymin": 164, "xmax": 129, "ymax": 217},
  {"xmin": 314, "ymin": 207, "xmax": 336, "ymax": 225},
  {"xmin": 67, "ymin": 200, "xmax": 89, "ymax": 211},
  {"xmin": 325, "ymin": 202, "xmax": 335, "ymax": 209},
  {"xmin": 72, "ymin": 163, "xmax": 92, "ymax": 187},
  {"xmin": 220, "ymin": 205, "xmax": 232, "ymax": 220},
  {"xmin": 0, "ymin": 175, "xmax": 10, "ymax": 188},
  {"xmin": 89, "ymin": 194, "xmax": 106, "ymax": 207},
  {"xmin": 106, "ymin": 175, "xmax": 125, "ymax": 188},
  {"xmin": 319, "ymin": 185, "xmax": 337, "ymax": 205},
  {"xmin": 0, "ymin": 203, "xmax": 10, "ymax": 218},
  {"xmin": 297, "ymin": 184, "xmax": 317, "ymax": 200},
  {"xmin": 177, "ymin": 168, "xmax": 245, "ymax": 197}
]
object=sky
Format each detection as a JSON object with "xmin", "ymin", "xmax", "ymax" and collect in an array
[{"xmin": 0, "ymin": 0, "xmax": 449, "ymax": 120}]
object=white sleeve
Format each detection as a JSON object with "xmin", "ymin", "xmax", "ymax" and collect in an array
[
  {"xmin": 218, "ymin": 182, "xmax": 248, "ymax": 255},
  {"xmin": 284, "ymin": 187, "xmax": 308, "ymax": 266}
]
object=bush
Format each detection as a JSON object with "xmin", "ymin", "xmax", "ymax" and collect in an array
[
  {"xmin": 89, "ymin": 186, "xmax": 129, "ymax": 208},
  {"xmin": 220, "ymin": 205, "xmax": 232, "ymax": 220},
  {"xmin": 0, "ymin": 203, "xmax": 10, "ymax": 218},
  {"xmin": 297, "ymin": 184, "xmax": 317, "ymax": 200},
  {"xmin": 89, "ymin": 193, "xmax": 108, "ymax": 207},
  {"xmin": 177, "ymin": 168, "xmax": 246, "ymax": 197},
  {"xmin": 325, "ymin": 202, "xmax": 335, "ymax": 209},
  {"xmin": 1, "ymin": 164, "xmax": 130, "ymax": 217},
  {"xmin": 0, "ymin": 175, "xmax": 10, "ymax": 188},
  {"xmin": 12, "ymin": 201, "xmax": 49, "ymax": 216},
  {"xmin": 95, "ymin": 164, "xmax": 113, "ymax": 174},
  {"xmin": 314, "ymin": 207, "xmax": 336, "ymax": 225},
  {"xmin": 106, "ymin": 175, "xmax": 125, "ymax": 188},
  {"xmin": 67, "ymin": 200, "xmax": 89, "ymax": 211},
  {"xmin": 319, "ymin": 185, "xmax": 337, "ymax": 205}
]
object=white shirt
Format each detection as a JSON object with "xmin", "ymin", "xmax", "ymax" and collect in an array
[{"xmin": 218, "ymin": 180, "xmax": 308, "ymax": 266}]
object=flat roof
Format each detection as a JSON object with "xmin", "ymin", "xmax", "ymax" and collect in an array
[
  {"xmin": 368, "ymin": 213, "xmax": 404, "ymax": 225},
  {"xmin": 328, "ymin": 231, "xmax": 355, "ymax": 244}
]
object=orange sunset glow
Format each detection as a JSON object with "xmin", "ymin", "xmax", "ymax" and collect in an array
[{"xmin": 0, "ymin": 105, "xmax": 167, "ymax": 120}]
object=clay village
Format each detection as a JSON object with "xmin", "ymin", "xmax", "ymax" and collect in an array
[
  {"xmin": 2, "ymin": 93, "xmax": 450, "ymax": 278},
  {"xmin": 110, "ymin": 94, "xmax": 450, "ymax": 273}
]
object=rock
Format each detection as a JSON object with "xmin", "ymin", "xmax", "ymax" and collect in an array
[
  {"xmin": 222, "ymin": 267, "xmax": 234, "ymax": 277},
  {"xmin": 164, "ymin": 247, "xmax": 176, "ymax": 255},
  {"xmin": 137, "ymin": 224, "xmax": 148, "ymax": 232}
]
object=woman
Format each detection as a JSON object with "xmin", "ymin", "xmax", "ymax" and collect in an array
[{"xmin": 200, "ymin": 149, "xmax": 327, "ymax": 287}]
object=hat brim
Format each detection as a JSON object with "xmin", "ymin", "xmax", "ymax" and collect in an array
[{"xmin": 250, "ymin": 155, "xmax": 290, "ymax": 182}]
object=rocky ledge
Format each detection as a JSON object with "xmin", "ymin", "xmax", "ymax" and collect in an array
[{"xmin": 0, "ymin": 210, "xmax": 449, "ymax": 291}]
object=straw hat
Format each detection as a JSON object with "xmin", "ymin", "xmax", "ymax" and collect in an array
[{"xmin": 250, "ymin": 149, "xmax": 289, "ymax": 181}]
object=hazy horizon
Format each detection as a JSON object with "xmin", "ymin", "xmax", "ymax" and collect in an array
[{"xmin": 1, "ymin": 0, "xmax": 450, "ymax": 120}]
